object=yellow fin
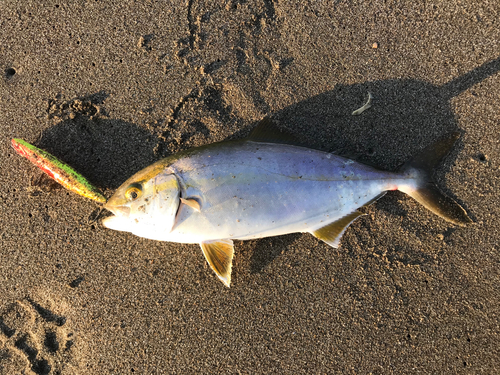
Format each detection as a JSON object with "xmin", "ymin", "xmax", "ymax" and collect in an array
[
  {"xmin": 180, "ymin": 197, "xmax": 201, "ymax": 212},
  {"xmin": 311, "ymin": 211, "xmax": 365, "ymax": 248},
  {"xmin": 400, "ymin": 132, "xmax": 472, "ymax": 226},
  {"xmin": 200, "ymin": 239, "xmax": 234, "ymax": 287}
]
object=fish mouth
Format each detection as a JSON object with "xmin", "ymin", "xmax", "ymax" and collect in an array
[
  {"xmin": 101, "ymin": 204, "xmax": 131, "ymax": 231},
  {"xmin": 104, "ymin": 204, "xmax": 131, "ymax": 218},
  {"xmin": 101, "ymin": 213, "xmax": 131, "ymax": 231}
]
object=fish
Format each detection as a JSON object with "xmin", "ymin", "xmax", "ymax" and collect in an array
[
  {"xmin": 102, "ymin": 118, "xmax": 471, "ymax": 286},
  {"xmin": 11, "ymin": 138, "xmax": 107, "ymax": 203}
]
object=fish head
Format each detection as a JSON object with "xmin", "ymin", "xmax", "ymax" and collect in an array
[{"xmin": 102, "ymin": 162, "xmax": 180, "ymax": 237}]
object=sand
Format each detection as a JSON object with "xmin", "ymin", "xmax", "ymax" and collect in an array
[{"xmin": 1, "ymin": 1, "xmax": 499, "ymax": 374}]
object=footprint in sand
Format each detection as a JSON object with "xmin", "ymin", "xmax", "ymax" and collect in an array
[{"xmin": 0, "ymin": 298, "xmax": 79, "ymax": 375}]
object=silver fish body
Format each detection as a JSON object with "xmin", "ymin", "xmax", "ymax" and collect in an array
[
  {"xmin": 144, "ymin": 141, "xmax": 406, "ymax": 243},
  {"xmin": 103, "ymin": 119, "xmax": 471, "ymax": 286}
]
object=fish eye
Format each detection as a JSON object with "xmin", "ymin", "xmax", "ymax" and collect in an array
[{"xmin": 125, "ymin": 183, "xmax": 143, "ymax": 201}]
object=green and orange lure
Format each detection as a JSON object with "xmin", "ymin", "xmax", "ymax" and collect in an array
[{"xmin": 11, "ymin": 138, "xmax": 107, "ymax": 203}]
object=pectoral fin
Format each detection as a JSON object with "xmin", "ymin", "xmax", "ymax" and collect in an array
[
  {"xmin": 311, "ymin": 211, "xmax": 365, "ymax": 248},
  {"xmin": 180, "ymin": 197, "xmax": 201, "ymax": 212},
  {"xmin": 200, "ymin": 239, "xmax": 235, "ymax": 287}
]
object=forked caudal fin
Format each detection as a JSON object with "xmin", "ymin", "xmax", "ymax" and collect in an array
[{"xmin": 399, "ymin": 132, "xmax": 472, "ymax": 226}]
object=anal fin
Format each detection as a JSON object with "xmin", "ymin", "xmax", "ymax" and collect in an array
[
  {"xmin": 200, "ymin": 239, "xmax": 235, "ymax": 287},
  {"xmin": 311, "ymin": 211, "xmax": 365, "ymax": 248}
]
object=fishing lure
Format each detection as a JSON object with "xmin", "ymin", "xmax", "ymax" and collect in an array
[{"xmin": 11, "ymin": 138, "xmax": 106, "ymax": 203}]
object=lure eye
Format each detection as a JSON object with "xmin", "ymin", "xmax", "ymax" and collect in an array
[{"xmin": 125, "ymin": 183, "xmax": 143, "ymax": 201}]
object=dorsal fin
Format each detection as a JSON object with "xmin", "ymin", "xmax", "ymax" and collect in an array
[
  {"xmin": 248, "ymin": 117, "xmax": 305, "ymax": 146},
  {"xmin": 311, "ymin": 211, "xmax": 365, "ymax": 248}
]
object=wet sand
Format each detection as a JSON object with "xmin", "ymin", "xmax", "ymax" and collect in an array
[{"xmin": 1, "ymin": 1, "xmax": 499, "ymax": 373}]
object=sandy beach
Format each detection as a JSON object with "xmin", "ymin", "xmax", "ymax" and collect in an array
[{"xmin": 1, "ymin": 1, "xmax": 499, "ymax": 373}]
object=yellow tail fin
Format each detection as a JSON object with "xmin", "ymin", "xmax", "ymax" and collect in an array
[{"xmin": 401, "ymin": 132, "xmax": 472, "ymax": 226}]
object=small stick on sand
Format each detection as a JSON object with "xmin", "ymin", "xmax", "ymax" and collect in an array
[{"xmin": 352, "ymin": 92, "xmax": 373, "ymax": 115}]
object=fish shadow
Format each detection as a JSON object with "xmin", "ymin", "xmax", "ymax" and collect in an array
[
  {"xmin": 37, "ymin": 92, "xmax": 158, "ymax": 191},
  {"xmin": 248, "ymin": 234, "xmax": 303, "ymax": 274},
  {"xmin": 32, "ymin": 58, "xmax": 499, "ymax": 274}
]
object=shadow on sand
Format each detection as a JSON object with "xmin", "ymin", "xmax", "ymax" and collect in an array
[{"xmin": 36, "ymin": 57, "xmax": 499, "ymax": 273}]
